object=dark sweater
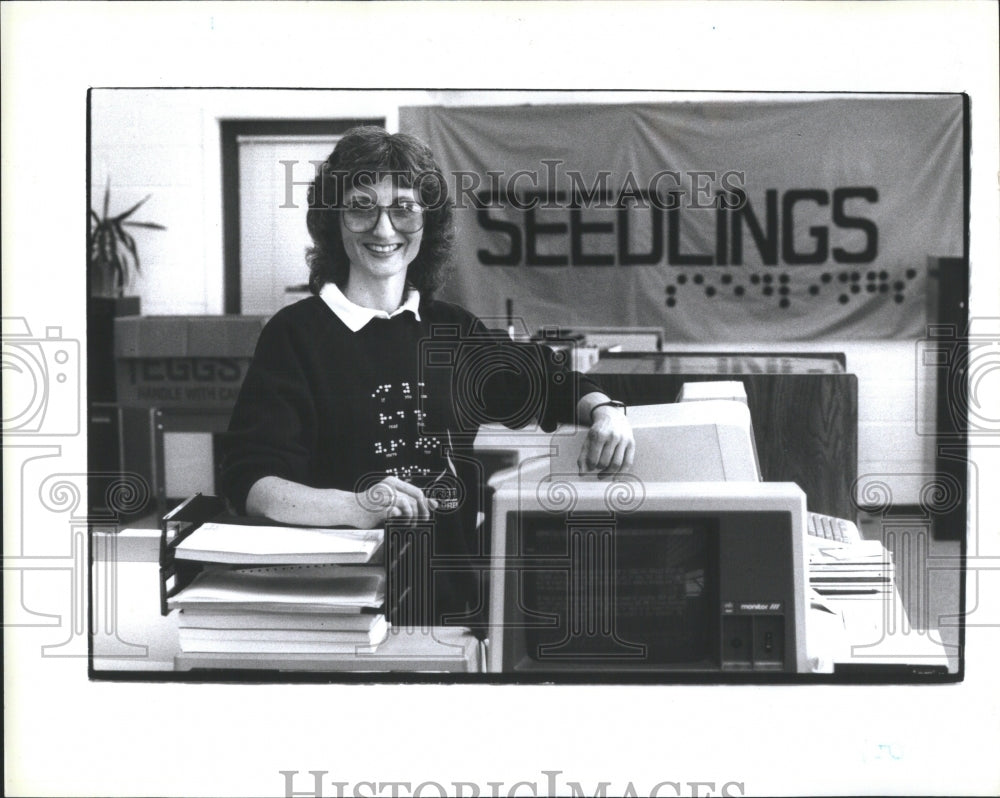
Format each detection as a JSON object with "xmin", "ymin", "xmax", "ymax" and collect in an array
[{"xmin": 221, "ymin": 295, "xmax": 600, "ymax": 516}]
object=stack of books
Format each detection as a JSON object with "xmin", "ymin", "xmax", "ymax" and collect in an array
[
  {"xmin": 167, "ymin": 522, "xmax": 387, "ymax": 655},
  {"xmin": 807, "ymin": 539, "xmax": 895, "ymax": 596}
]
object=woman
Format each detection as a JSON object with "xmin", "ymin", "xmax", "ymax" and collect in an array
[{"xmin": 221, "ymin": 126, "xmax": 633, "ymax": 623}]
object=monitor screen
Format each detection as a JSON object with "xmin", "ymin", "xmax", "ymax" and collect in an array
[{"xmin": 519, "ymin": 515, "xmax": 717, "ymax": 666}]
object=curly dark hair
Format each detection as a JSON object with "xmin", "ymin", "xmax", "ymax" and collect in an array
[{"xmin": 305, "ymin": 126, "xmax": 454, "ymax": 296}]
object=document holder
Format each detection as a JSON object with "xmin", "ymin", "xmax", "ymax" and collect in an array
[
  {"xmin": 158, "ymin": 493, "xmax": 416, "ymax": 623},
  {"xmin": 384, "ymin": 523, "xmax": 420, "ymax": 627},
  {"xmin": 159, "ymin": 492, "xmax": 228, "ymax": 616}
]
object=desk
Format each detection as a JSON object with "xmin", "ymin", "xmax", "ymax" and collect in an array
[{"xmin": 92, "ymin": 528, "xmax": 953, "ymax": 677}]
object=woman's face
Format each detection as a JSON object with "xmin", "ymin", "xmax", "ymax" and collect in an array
[{"xmin": 340, "ymin": 176, "xmax": 424, "ymax": 288}]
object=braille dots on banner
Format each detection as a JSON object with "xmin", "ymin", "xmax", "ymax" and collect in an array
[{"xmin": 664, "ymin": 267, "xmax": 921, "ymax": 310}]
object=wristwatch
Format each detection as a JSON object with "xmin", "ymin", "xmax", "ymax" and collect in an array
[{"xmin": 589, "ymin": 400, "xmax": 627, "ymax": 423}]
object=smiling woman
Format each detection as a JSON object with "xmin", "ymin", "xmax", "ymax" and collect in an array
[
  {"xmin": 220, "ymin": 126, "xmax": 634, "ymax": 627},
  {"xmin": 337, "ymin": 179, "xmax": 425, "ymax": 312},
  {"xmin": 303, "ymin": 126, "xmax": 453, "ymax": 299}
]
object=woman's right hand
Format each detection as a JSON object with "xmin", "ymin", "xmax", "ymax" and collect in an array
[
  {"xmin": 359, "ymin": 476, "xmax": 438, "ymax": 525},
  {"xmin": 245, "ymin": 475, "xmax": 438, "ymax": 529}
]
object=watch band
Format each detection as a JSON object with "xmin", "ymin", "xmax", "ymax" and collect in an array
[{"xmin": 589, "ymin": 400, "xmax": 627, "ymax": 423}]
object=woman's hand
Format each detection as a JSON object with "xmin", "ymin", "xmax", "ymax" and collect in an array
[
  {"xmin": 359, "ymin": 476, "xmax": 438, "ymax": 525},
  {"xmin": 246, "ymin": 475, "xmax": 438, "ymax": 528},
  {"xmin": 577, "ymin": 405, "xmax": 635, "ymax": 478}
]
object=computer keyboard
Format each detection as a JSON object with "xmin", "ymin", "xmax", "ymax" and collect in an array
[{"xmin": 807, "ymin": 511, "xmax": 863, "ymax": 545}]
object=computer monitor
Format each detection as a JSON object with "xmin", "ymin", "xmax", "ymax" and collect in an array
[
  {"xmin": 487, "ymin": 480, "xmax": 813, "ymax": 675},
  {"xmin": 526, "ymin": 399, "xmax": 761, "ymax": 485}
]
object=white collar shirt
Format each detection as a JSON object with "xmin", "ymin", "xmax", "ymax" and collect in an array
[{"xmin": 319, "ymin": 282, "xmax": 422, "ymax": 333}]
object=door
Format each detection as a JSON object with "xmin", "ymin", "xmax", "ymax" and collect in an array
[
  {"xmin": 238, "ymin": 135, "xmax": 340, "ymax": 315},
  {"xmin": 220, "ymin": 118, "xmax": 383, "ymax": 314}
]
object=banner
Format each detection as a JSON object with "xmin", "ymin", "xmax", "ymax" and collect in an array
[{"xmin": 400, "ymin": 96, "xmax": 964, "ymax": 341}]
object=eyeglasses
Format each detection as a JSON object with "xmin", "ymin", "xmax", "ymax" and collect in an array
[{"xmin": 341, "ymin": 201, "xmax": 425, "ymax": 234}]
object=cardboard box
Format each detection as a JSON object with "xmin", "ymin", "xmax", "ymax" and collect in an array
[{"xmin": 114, "ymin": 315, "xmax": 267, "ymax": 407}]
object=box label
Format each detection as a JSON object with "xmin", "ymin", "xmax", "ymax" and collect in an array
[{"xmin": 116, "ymin": 357, "xmax": 251, "ymax": 406}]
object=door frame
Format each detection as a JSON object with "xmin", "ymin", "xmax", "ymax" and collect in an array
[{"xmin": 221, "ymin": 118, "xmax": 383, "ymax": 314}]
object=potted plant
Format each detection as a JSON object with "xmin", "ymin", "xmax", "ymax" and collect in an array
[
  {"xmin": 88, "ymin": 177, "xmax": 166, "ymax": 299},
  {"xmin": 88, "ymin": 178, "xmax": 166, "ymax": 402}
]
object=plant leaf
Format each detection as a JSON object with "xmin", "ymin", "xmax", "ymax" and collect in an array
[
  {"xmin": 114, "ymin": 194, "xmax": 152, "ymax": 222},
  {"xmin": 109, "ymin": 243, "xmax": 125, "ymax": 296},
  {"xmin": 122, "ymin": 221, "xmax": 167, "ymax": 230},
  {"xmin": 100, "ymin": 227, "xmax": 112, "ymax": 267},
  {"xmin": 117, "ymin": 224, "xmax": 141, "ymax": 274},
  {"xmin": 111, "ymin": 221, "xmax": 132, "ymax": 279},
  {"xmin": 89, "ymin": 233, "xmax": 101, "ymax": 267},
  {"xmin": 87, "ymin": 219, "xmax": 98, "ymax": 260}
]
